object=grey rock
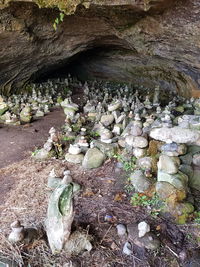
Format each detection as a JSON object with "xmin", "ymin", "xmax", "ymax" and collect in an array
[
  {"xmin": 137, "ymin": 157, "xmax": 152, "ymax": 170},
  {"xmin": 189, "ymin": 169, "xmax": 200, "ymax": 191},
  {"xmin": 179, "ymin": 164, "xmax": 194, "ymax": 179},
  {"xmin": 132, "ymin": 136, "xmax": 148, "ymax": 148},
  {"xmin": 65, "ymin": 153, "xmax": 84, "ymax": 164},
  {"xmin": 92, "ymin": 140, "xmax": 118, "ymax": 157},
  {"xmin": 161, "ymin": 142, "xmax": 187, "ymax": 156},
  {"xmin": 82, "ymin": 148, "xmax": 105, "ymax": 169},
  {"xmin": 116, "ymin": 224, "xmax": 127, "ymax": 236},
  {"xmin": 64, "ymin": 230, "xmax": 92, "ymax": 256},
  {"xmin": 136, "ymin": 233, "xmax": 160, "ymax": 250},
  {"xmin": 157, "ymin": 170, "xmax": 188, "ymax": 190},
  {"xmin": 33, "ymin": 148, "xmax": 51, "ymax": 160},
  {"xmin": 130, "ymin": 170, "xmax": 151, "ymax": 192},
  {"xmin": 150, "ymin": 127, "xmax": 200, "ymax": 144},
  {"xmin": 48, "ymin": 177, "xmax": 62, "ymax": 190},
  {"xmin": 133, "ymin": 147, "xmax": 147, "ymax": 159},
  {"xmin": 123, "ymin": 242, "xmax": 132, "ymax": 255},
  {"xmin": 180, "ymin": 153, "xmax": 193, "ymax": 165},
  {"xmin": 100, "ymin": 114, "xmax": 114, "ymax": 126},
  {"xmin": 193, "ymin": 153, "xmax": 200, "ymax": 167},
  {"xmin": 158, "ymin": 155, "xmax": 180, "ymax": 174}
]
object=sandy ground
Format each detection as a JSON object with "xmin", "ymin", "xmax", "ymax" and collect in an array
[{"xmin": 0, "ymin": 108, "xmax": 65, "ymax": 169}]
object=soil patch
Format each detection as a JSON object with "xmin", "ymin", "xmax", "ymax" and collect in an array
[
  {"xmin": 0, "ymin": 157, "xmax": 192, "ymax": 267},
  {"xmin": 0, "ymin": 108, "xmax": 65, "ymax": 169}
]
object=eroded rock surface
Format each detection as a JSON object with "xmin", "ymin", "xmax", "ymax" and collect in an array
[{"xmin": 0, "ymin": 0, "xmax": 200, "ymax": 97}]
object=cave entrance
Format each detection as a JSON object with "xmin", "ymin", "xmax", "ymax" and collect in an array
[{"xmin": 33, "ymin": 43, "xmax": 135, "ymax": 85}]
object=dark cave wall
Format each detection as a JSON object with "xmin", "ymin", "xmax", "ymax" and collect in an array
[{"xmin": 0, "ymin": 0, "xmax": 200, "ymax": 97}]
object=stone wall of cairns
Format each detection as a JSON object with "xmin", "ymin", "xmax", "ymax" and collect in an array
[
  {"xmin": 0, "ymin": 76, "xmax": 73, "ymax": 125},
  {"xmin": 1, "ymin": 75, "xmax": 200, "ymax": 223},
  {"xmin": 33, "ymin": 77, "xmax": 200, "ymax": 224},
  {"xmin": 4, "ymin": 76, "xmax": 200, "ymax": 257}
]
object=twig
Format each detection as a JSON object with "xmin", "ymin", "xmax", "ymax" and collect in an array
[
  {"xmin": 166, "ymin": 245, "xmax": 179, "ymax": 258},
  {"xmin": 100, "ymin": 225, "xmax": 112, "ymax": 245}
]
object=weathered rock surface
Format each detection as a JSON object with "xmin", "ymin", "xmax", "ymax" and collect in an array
[
  {"xmin": 157, "ymin": 155, "xmax": 180, "ymax": 174},
  {"xmin": 82, "ymin": 147, "xmax": 105, "ymax": 169},
  {"xmin": 130, "ymin": 170, "xmax": 151, "ymax": 192},
  {"xmin": 150, "ymin": 127, "xmax": 200, "ymax": 144},
  {"xmin": 157, "ymin": 170, "xmax": 188, "ymax": 190},
  {"xmin": 0, "ymin": 0, "xmax": 200, "ymax": 97}
]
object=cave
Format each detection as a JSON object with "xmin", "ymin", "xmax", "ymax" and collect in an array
[
  {"xmin": 1, "ymin": 1, "xmax": 200, "ymax": 266},
  {"xmin": 0, "ymin": 0, "xmax": 200, "ymax": 98}
]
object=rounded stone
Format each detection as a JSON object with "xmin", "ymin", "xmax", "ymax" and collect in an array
[
  {"xmin": 193, "ymin": 153, "xmax": 200, "ymax": 166},
  {"xmin": 132, "ymin": 136, "xmax": 148, "ymax": 148},
  {"xmin": 65, "ymin": 153, "xmax": 84, "ymax": 164},
  {"xmin": 82, "ymin": 148, "xmax": 105, "ymax": 169},
  {"xmin": 100, "ymin": 114, "xmax": 114, "ymax": 127},
  {"xmin": 157, "ymin": 154, "xmax": 180, "ymax": 174},
  {"xmin": 130, "ymin": 170, "xmax": 151, "ymax": 192},
  {"xmin": 156, "ymin": 181, "xmax": 186, "ymax": 201},
  {"xmin": 133, "ymin": 148, "xmax": 147, "ymax": 159},
  {"xmin": 137, "ymin": 157, "xmax": 152, "ymax": 170}
]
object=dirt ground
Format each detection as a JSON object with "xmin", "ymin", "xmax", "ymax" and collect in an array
[
  {"xmin": 0, "ymin": 108, "xmax": 199, "ymax": 267},
  {"xmin": 0, "ymin": 108, "xmax": 65, "ymax": 169}
]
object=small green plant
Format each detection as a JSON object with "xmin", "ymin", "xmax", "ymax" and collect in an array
[
  {"xmin": 90, "ymin": 131, "xmax": 100, "ymax": 138},
  {"xmin": 131, "ymin": 193, "xmax": 164, "ymax": 217},
  {"xmin": 53, "ymin": 12, "xmax": 65, "ymax": 30},
  {"xmin": 71, "ymin": 124, "xmax": 81, "ymax": 133},
  {"xmin": 31, "ymin": 148, "xmax": 40, "ymax": 157},
  {"xmin": 194, "ymin": 211, "xmax": 200, "ymax": 224},
  {"xmin": 112, "ymin": 153, "xmax": 136, "ymax": 172},
  {"xmin": 62, "ymin": 136, "xmax": 75, "ymax": 142}
]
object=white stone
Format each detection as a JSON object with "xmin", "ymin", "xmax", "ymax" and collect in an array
[
  {"xmin": 138, "ymin": 221, "xmax": 150, "ymax": 238},
  {"xmin": 132, "ymin": 136, "xmax": 148, "ymax": 148},
  {"xmin": 133, "ymin": 148, "xmax": 147, "ymax": 159},
  {"xmin": 116, "ymin": 224, "xmax": 127, "ymax": 236}
]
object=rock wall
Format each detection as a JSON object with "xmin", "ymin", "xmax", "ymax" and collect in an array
[{"xmin": 0, "ymin": 0, "xmax": 200, "ymax": 97}]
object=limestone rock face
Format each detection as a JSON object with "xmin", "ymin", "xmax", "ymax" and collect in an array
[{"xmin": 0, "ymin": 0, "xmax": 200, "ymax": 97}]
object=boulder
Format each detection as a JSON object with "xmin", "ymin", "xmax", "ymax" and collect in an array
[
  {"xmin": 130, "ymin": 170, "xmax": 151, "ymax": 192},
  {"xmin": 100, "ymin": 114, "xmax": 114, "ymax": 127},
  {"xmin": 157, "ymin": 155, "xmax": 180, "ymax": 174},
  {"xmin": 156, "ymin": 181, "xmax": 186, "ymax": 201},
  {"xmin": 65, "ymin": 153, "xmax": 84, "ymax": 164},
  {"xmin": 150, "ymin": 127, "xmax": 200, "ymax": 144},
  {"xmin": 82, "ymin": 148, "xmax": 105, "ymax": 169},
  {"xmin": 157, "ymin": 170, "xmax": 188, "ymax": 190},
  {"xmin": 92, "ymin": 140, "xmax": 118, "ymax": 157}
]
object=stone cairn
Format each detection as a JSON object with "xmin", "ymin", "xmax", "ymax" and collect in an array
[
  {"xmin": 30, "ymin": 78, "xmax": 200, "ymax": 224},
  {"xmin": 0, "ymin": 75, "xmax": 73, "ymax": 125}
]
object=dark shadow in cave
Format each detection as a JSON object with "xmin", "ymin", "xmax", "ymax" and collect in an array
[{"xmin": 33, "ymin": 44, "xmax": 135, "ymax": 83}]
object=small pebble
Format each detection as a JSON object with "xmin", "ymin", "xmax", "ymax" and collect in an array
[
  {"xmin": 104, "ymin": 214, "xmax": 113, "ymax": 222},
  {"xmin": 116, "ymin": 224, "xmax": 127, "ymax": 236},
  {"xmin": 123, "ymin": 242, "xmax": 132, "ymax": 255},
  {"xmin": 138, "ymin": 221, "xmax": 150, "ymax": 238}
]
